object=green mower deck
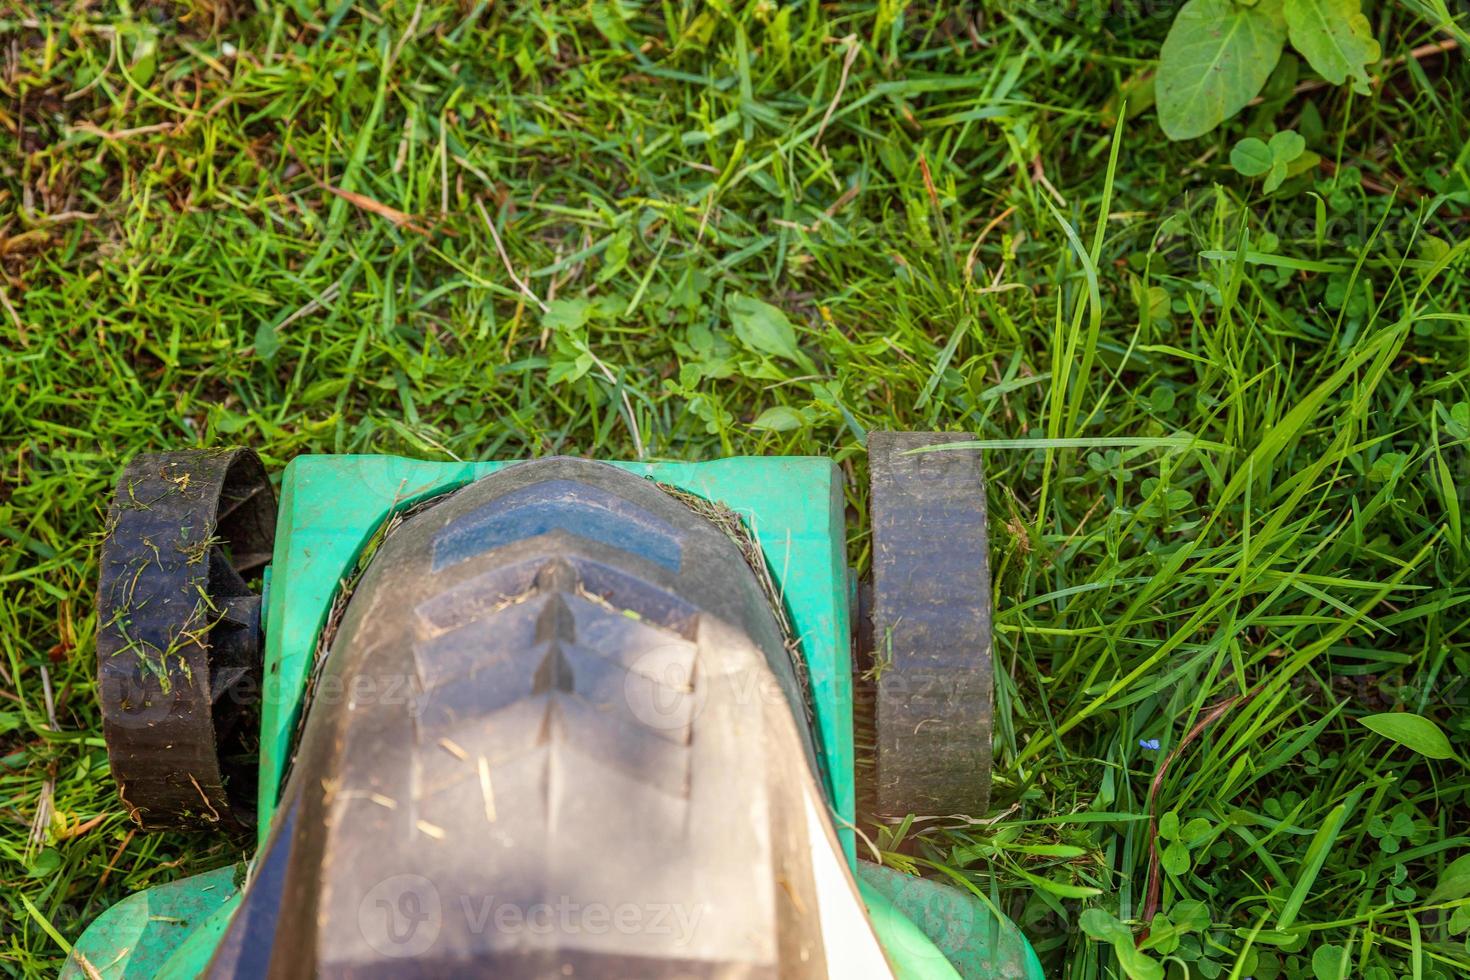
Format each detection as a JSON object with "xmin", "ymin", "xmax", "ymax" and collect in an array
[{"xmin": 71, "ymin": 445, "xmax": 1042, "ymax": 979}]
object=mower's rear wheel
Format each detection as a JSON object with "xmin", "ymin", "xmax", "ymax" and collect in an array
[
  {"xmin": 863, "ymin": 431, "xmax": 993, "ymax": 820},
  {"xmin": 96, "ymin": 448, "xmax": 276, "ymax": 832}
]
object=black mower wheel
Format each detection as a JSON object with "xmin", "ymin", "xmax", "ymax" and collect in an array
[
  {"xmin": 863, "ymin": 431, "xmax": 994, "ymax": 820},
  {"xmin": 96, "ymin": 448, "xmax": 276, "ymax": 832}
]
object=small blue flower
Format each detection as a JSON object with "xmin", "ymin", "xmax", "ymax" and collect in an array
[{"xmin": 1139, "ymin": 738, "xmax": 1161, "ymax": 751}]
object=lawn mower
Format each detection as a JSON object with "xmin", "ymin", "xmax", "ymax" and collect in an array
[{"xmin": 65, "ymin": 436, "xmax": 1044, "ymax": 979}]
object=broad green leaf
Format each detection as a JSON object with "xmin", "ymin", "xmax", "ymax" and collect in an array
[
  {"xmin": 1231, "ymin": 137, "xmax": 1274, "ymax": 176},
  {"xmin": 1156, "ymin": 0, "xmax": 1288, "ymax": 140},
  {"xmin": 1162, "ymin": 841, "xmax": 1191, "ymax": 875},
  {"xmin": 1263, "ymin": 161, "xmax": 1290, "ymax": 193},
  {"xmin": 1158, "ymin": 810, "xmax": 1180, "ymax": 840},
  {"xmin": 1358, "ymin": 712, "xmax": 1456, "ymax": 760},
  {"xmin": 1232, "ymin": 130, "xmax": 1304, "ymax": 191},
  {"xmin": 1182, "ymin": 817, "xmax": 1213, "ymax": 846},
  {"xmin": 542, "ymin": 298, "xmax": 594, "ymax": 333},
  {"xmin": 1284, "ymin": 0, "xmax": 1380, "ymax": 94},
  {"xmin": 547, "ymin": 352, "xmax": 594, "ymax": 385},
  {"xmin": 1287, "ymin": 149, "xmax": 1321, "ymax": 178},
  {"xmin": 26, "ymin": 848, "xmax": 59, "ymax": 878},
  {"xmin": 1115, "ymin": 945, "xmax": 1165, "ymax": 980},
  {"xmin": 1080, "ymin": 910, "xmax": 1164, "ymax": 980},
  {"xmin": 1311, "ymin": 943, "xmax": 1348, "ymax": 979},
  {"xmin": 750, "ymin": 406, "xmax": 806, "ymax": 432},
  {"xmin": 1138, "ymin": 913, "xmax": 1181, "ymax": 954},
  {"xmin": 1428, "ymin": 853, "xmax": 1470, "ymax": 903},
  {"xmin": 1448, "ymin": 400, "xmax": 1470, "ymax": 440},
  {"xmin": 725, "ymin": 293, "xmax": 803, "ymax": 363},
  {"xmin": 1079, "ymin": 908, "xmax": 1131, "ymax": 944},
  {"xmin": 255, "ymin": 321, "xmax": 282, "ymax": 361},
  {"xmin": 1171, "ymin": 898, "xmax": 1211, "ymax": 932},
  {"xmin": 596, "ymin": 228, "xmax": 632, "ymax": 282},
  {"xmin": 1130, "ymin": 278, "xmax": 1170, "ymax": 322},
  {"xmin": 1268, "ymin": 128, "xmax": 1306, "ymax": 162},
  {"xmin": 589, "ymin": 1, "xmax": 631, "ymax": 43},
  {"xmin": 130, "ymin": 34, "xmax": 158, "ymax": 87}
]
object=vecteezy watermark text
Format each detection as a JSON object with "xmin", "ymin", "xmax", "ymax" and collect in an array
[{"xmin": 357, "ymin": 874, "xmax": 705, "ymax": 958}]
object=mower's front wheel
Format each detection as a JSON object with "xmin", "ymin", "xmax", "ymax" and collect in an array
[
  {"xmin": 96, "ymin": 448, "xmax": 276, "ymax": 832},
  {"xmin": 863, "ymin": 431, "xmax": 994, "ymax": 820}
]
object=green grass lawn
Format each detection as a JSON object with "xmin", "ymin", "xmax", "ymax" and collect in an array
[{"xmin": 3, "ymin": 1, "xmax": 1469, "ymax": 977}]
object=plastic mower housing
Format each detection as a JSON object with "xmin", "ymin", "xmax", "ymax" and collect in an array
[{"xmin": 69, "ymin": 440, "xmax": 1043, "ymax": 979}]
